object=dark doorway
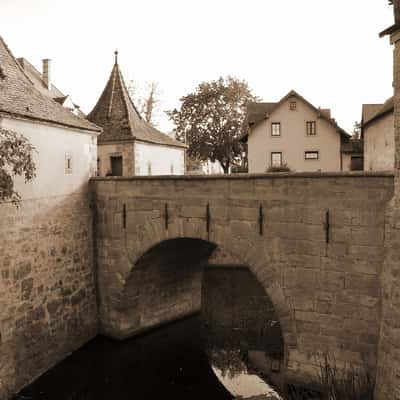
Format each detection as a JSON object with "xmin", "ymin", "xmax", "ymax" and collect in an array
[
  {"xmin": 110, "ymin": 156, "xmax": 123, "ymax": 176},
  {"xmin": 350, "ymin": 156, "xmax": 363, "ymax": 171}
]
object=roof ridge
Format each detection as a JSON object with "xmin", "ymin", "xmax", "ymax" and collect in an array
[
  {"xmin": 247, "ymin": 89, "xmax": 349, "ymax": 137},
  {"xmin": 0, "ymin": 37, "xmax": 35, "ymax": 86},
  {"xmin": 0, "ymin": 35, "xmax": 101, "ymax": 133},
  {"xmin": 88, "ymin": 53, "xmax": 185, "ymax": 147}
]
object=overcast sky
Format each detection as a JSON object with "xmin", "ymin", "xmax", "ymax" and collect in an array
[{"xmin": 0, "ymin": 0, "xmax": 395, "ymax": 133}]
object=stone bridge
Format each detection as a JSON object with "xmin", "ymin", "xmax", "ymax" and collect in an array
[{"xmin": 92, "ymin": 172, "xmax": 394, "ymax": 383}]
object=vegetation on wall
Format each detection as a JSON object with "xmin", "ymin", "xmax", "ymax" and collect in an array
[
  {"xmin": 282, "ymin": 353, "xmax": 374, "ymax": 400},
  {"xmin": 167, "ymin": 76, "xmax": 257, "ymax": 174},
  {"xmin": 0, "ymin": 128, "xmax": 36, "ymax": 204}
]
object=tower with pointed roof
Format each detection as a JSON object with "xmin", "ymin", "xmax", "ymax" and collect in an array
[{"xmin": 88, "ymin": 51, "xmax": 186, "ymax": 176}]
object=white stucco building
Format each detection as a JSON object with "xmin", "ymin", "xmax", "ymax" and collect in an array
[
  {"xmin": 361, "ymin": 97, "xmax": 394, "ymax": 171},
  {"xmin": 0, "ymin": 36, "xmax": 101, "ymax": 200},
  {"xmin": 242, "ymin": 90, "xmax": 360, "ymax": 173},
  {"xmin": 88, "ymin": 51, "xmax": 186, "ymax": 177}
]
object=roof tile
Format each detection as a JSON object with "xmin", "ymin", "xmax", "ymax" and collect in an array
[
  {"xmin": 0, "ymin": 36, "xmax": 101, "ymax": 133},
  {"xmin": 88, "ymin": 54, "xmax": 185, "ymax": 148}
]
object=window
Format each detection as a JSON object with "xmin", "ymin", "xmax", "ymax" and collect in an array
[
  {"xmin": 110, "ymin": 156, "xmax": 123, "ymax": 176},
  {"xmin": 147, "ymin": 162, "xmax": 152, "ymax": 175},
  {"xmin": 271, "ymin": 152, "xmax": 282, "ymax": 168},
  {"xmin": 306, "ymin": 121, "xmax": 316, "ymax": 135},
  {"xmin": 289, "ymin": 101, "xmax": 297, "ymax": 110},
  {"xmin": 271, "ymin": 122, "xmax": 281, "ymax": 136},
  {"xmin": 305, "ymin": 151, "xmax": 319, "ymax": 160},
  {"xmin": 65, "ymin": 153, "xmax": 72, "ymax": 174}
]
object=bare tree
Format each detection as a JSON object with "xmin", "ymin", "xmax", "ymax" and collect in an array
[{"xmin": 127, "ymin": 80, "xmax": 161, "ymax": 127}]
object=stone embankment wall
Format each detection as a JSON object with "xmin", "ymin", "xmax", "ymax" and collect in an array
[
  {"xmin": 92, "ymin": 172, "xmax": 394, "ymax": 384},
  {"xmin": 375, "ymin": 180, "xmax": 400, "ymax": 399},
  {"xmin": 374, "ymin": 25, "xmax": 400, "ymax": 399},
  {"xmin": 0, "ymin": 192, "xmax": 98, "ymax": 399}
]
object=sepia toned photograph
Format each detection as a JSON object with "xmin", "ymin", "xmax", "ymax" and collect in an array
[{"xmin": 0, "ymin": 1, "xmax": 398, "ymax": 399}]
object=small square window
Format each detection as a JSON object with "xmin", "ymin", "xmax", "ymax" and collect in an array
[
  {"xmin": 271, "ymin": 152, "xmax": 282, "ymax": 168},
  {"xmin": 289, "ymin": 101, "xmax": 297, "ymax": 110},
  {"xmin": 271, "ymin": 122, "xmax": 281, "ymax": 136},
  {"xmin": 65, "ymin": 153, "xmax": 72, "ymax": 174},
  {"xmin": 306, "ymin": 121, "xmax": 316, "ymax": 135},
  {"xmin": 305, "ymin": 151, "xmax": 319, "ymax": 160}
]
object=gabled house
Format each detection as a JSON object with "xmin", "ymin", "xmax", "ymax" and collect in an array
[
  {"xmin": 242, "ymin": 90, "xmax": 354, "ymax": 173},
  {"xmin": 361, "ymin": 97, "xmax": 394, "ymax": 171},
  {"xmin": 17, "ymin": 57, "xmax": 85, "ymax": 117},
  {"xmin": 88, "ymin": 51, "xmax": 186, "ymax": 177}
]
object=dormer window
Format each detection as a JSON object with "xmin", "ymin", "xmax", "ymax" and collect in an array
[
  {"xmin": 271, "ymin": 122, "xmax": 281, "ymax": 136},
  {"xmin": 289, "ymin": 101, "xmax": 297, "ymax": 111}
]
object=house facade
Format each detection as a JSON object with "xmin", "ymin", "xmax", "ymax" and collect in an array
[
  {"xmin": 244, "ymin": 90, "xmax": 352, "ymax": 173},
  {"xmin": 88, "ymin": 52, "xmax": 186, "ymax": 177},
  {"xmin": 0, "ymin": 35, "xmax": 101, "ymax": 398},
  {"xmin": 362, "ymin": 97, "xmax": 394, "ymax": 171}
]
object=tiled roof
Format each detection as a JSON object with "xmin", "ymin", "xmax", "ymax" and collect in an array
[
  {"xmin": 362, "ymin": 104, "xmax": 383, "ymax": 125},
  {"xmin": 0, "ymin": 36, "xmax": 101, "ymax": 133},
  {"xmin": 362, "ymin": 97, "xmax": 394, "ymax": 128},
  {"xmin": 88, "ymin": 52, "xmax": 186, "ymax": 148},
  {"xmin": 247, "ymin": 102, "xmax": 277, "ymax": 124},
  {"xmin": 17, "ymin": 57, "xmax": 64, "ymax": 99},
  {"xmin": 243, "ymin": 90, "xmax": 349, "ymax": 141}
]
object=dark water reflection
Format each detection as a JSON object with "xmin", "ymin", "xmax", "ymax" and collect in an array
[{"xmin": 15, "ymin": 268, "xmax": 283, "ymax": 400}]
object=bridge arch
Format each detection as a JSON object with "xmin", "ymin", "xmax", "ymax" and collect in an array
[{"xmin": 119, "ymin": 221, "xmax": 296, "ymax": 369}]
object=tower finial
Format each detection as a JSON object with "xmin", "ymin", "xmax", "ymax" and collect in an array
[{"xmin": 114, "ymin": 49, "xmax": 118, "ymax": 64}]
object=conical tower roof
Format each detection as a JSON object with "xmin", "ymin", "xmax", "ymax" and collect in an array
[
  {"xmin": 0, "ymin": 35, "xmax": 101, "ymax": 133},
  {"xmin": 88, "ymin": 51, "xmax": 185, "ymax": 147}
]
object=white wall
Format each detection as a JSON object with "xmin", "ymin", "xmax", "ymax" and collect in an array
[
  {"xmin": 248, "ymin": 97, "xmax": 341, "ymax": 173},
  {"xmin": 364, "ymin": 113, "xmax": 394, "ymax": 171},
  {"xmin": 0, "ymin": 117, "xmax": 98, "ymax": 200},
  {"xmin": 134, "ymin": 141, "xmax": 185, "ymax": 175},
  {"xmin": 201, "ymin": 160, "xmax": 224, "ymax": 175}
]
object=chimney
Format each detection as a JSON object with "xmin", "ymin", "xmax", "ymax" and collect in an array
[{"xmin": 42, "ymin": 59, "xmax": 51, "ymax": 89}]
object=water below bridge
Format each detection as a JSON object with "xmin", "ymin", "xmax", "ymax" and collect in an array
[{"xmin": 14, "ymin": 268, "xmax": 286, "ymax": 400}]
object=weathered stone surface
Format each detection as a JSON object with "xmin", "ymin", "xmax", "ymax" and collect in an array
[
  {"xmin": 92, "ymin": 173, "xmax": 394, "ymax": 386},
  {"xmin": 0, "ymin": 192, "xmax": 98, "ymax": 399}
]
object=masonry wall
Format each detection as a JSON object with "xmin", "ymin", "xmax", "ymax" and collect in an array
[
  {"xmin": 98, "ymin": 142, "xmax": 135, "ymax": 177},
  {"xmin": 374, "ymin": 28, "xmax": 400, "ymax": 399},
  {"xmin": 0, "ymin": 193, "xmax": 98, "ymax": 399},
  {"xmin": 0, "ymin": 118, "xmax": 99, "ymax": 399},
  {"xmin": 92, "ymin": 172, "xmax": 394, "ymax": 385}
]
